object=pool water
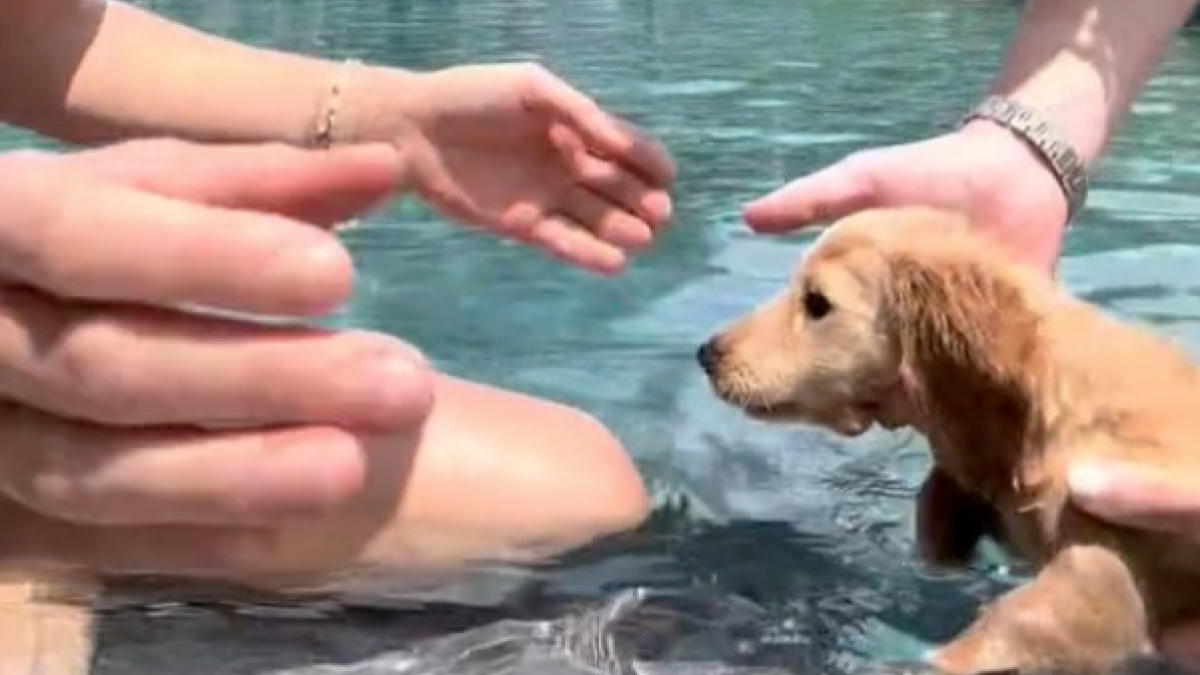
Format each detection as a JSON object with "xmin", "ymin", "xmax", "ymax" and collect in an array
[{"xmin": 4, "ymin": 1, "xmax": 1200, "ymax": 673}]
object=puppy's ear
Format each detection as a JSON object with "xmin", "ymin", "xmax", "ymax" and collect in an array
[
  {"xmin": 885, "ymin": 253, "xmax": 1041, "ymax": 384},
  {"xmin": 883, "ymin": 251, "xmax": 1045, "ymax": 473}
]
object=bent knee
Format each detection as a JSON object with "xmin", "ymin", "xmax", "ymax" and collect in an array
[
  {"xmin": 546, "ymin": 406, "xmax": 651, "ymax": 542},
  {"xmin": 487, "ymin": 400, "xmax": 650, "ymax": 559},
  {"xmin": 407, "ymin": 376, "xmax": 651, "ymax": 560}
]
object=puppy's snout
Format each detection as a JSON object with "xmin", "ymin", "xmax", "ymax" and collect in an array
[{"xmin": 696, "ymin": 338, "xmax": 724, "ymax": 376}]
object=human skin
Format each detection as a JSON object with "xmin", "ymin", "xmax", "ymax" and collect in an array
[
  {"xmin": 0, "ymin": 0, "xmax": 672, "ymax": 579},
  {"xmin": 0, "ymin": 374, "xmax": 648, "ymax": 580},
  {"xmin": 741, "ymin": 0, "xmax": 1200, "ymax": 659},
  {"xmin": 0, "ymin": 0, "xmax": 676, "ymax": 275},
  {"xmin": 743, "ymin": 0, "xmax": 1198, "ymax": 274}
]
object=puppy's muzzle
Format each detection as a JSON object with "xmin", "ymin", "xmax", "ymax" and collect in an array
[{"xmin": 696, "ymin": 338, "xmax": 723, "ymax": 377}]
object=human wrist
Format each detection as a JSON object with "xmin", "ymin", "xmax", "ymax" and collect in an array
[
  {"xmin": 326, "ymin": 64, "xmax": 431, "ymax": 146},
  {"xmin": 980, "ymin": 0, "xmax": 1199, "ymax": 168},
  {"xmin": 984, "ymin": 75, "xmax": 1110, "ymax": 167},
  {"xmin": 960, "ymin": 96, "xmax": 1089, "ymax": 222},
  {"xmin": 980, "ymin": 6, "xmax": 1115, "ymax": 168},
  {"xmin": 957, "ymin": 119, "xmax": 1071, "ymax": 225}
]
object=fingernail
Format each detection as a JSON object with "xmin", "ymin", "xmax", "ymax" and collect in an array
[
  {"xmin": 379, "ymin": 352, "xmax": 437, "ymax": 429},
  {"xmin": 643, "ymin": 192, "xmax": 672, "ymax": 225},
  {"xmin": 258, "ymin": 428, "xmax": 366, "ymax": 519},
  {"xmin": 741, "ymin": 197, "xmax": 772, "ymax": 220},
  {"xmin": 336, "ymin": 339, "xmax": 435, "ymax": 430},
  {"xmin": 1067, "ymin": 462, "xmax": 1116, "ymax": 500},
  {"xmin": 268, "ymin": 237, "xmax": 354, "ymax": 314}
]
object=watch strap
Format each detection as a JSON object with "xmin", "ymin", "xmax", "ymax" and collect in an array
[{"xmin": 961, "ymin": 95, "xmax": 1090, "ymax": 223}]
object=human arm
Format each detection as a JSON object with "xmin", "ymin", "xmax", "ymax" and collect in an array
[
  {"xmin": 974, "ymin": 0, "xmax": 1199, "ymax": 166},
  {"xmin": 743, "ymin": 0, "xmax": 1199, "ymax": 272},
  {"xmin": 0, "ymin": 0, "xmax": 676, "ymax": 275},
  {"xmin": 0, "ymin": 139, "xmax": 648, "ymax": 587},
  {"xmin": 0, "ymin": 0, "xmax": 368, "ymax": 146}
]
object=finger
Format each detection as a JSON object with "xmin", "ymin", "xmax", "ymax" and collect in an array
[
  {"xmin": 0, "ymin": 404, "xmax": 369, "ymax": 527},
  {"xmin": 1068, "ymin": 462, "xmax": 1200, "ymax": 534},
  {"xmin": 499, "ymin": 205, "xmax": 627, "ymax": 275},
  {"xmin": 0, "ymin": 286, "xmax": 433, "ymax": 431},
  {"xmin": 550, "ymin": 123, "xmax": 672, "ymax": 228},
  {"xmin": 522, "ymin": 66, "xmax": 676, "ymax": 185},
  {"xmin": 0, "ymin": 496, "xmax": 285, "ymax": 576},
  {"xmin": 741, "ymin": 153, "xmax": 881, "ymax": 233},
  {"xmin": 0, "ymin": 161, "xmax": 356, "ymax": 316},
  {"xmin": 537, "ymin": 214, "xmax": 628, "ymax": 275},
  {"xmin": 9, "ymin": 519, "xmax": 284, "ymax": 578},
  {"xmin": 66, "ymin": 140, "xmax": 408, "ymax": 227},
  {"xmin": 556, "ymin": 184, "xmax": 654, "ymax": 254}
]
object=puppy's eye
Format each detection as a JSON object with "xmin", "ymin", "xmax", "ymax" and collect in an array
[{"xmin": 802, "ymin": 289, "xmax": 833, "ymax": 321}]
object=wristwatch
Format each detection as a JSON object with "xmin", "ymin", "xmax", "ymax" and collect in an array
[{"xmin": 960, "ymin": 95, "xmax": 1090, "ymax": 224}]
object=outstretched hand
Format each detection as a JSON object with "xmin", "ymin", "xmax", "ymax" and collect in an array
[
  {"xmin": 385, "ymin": 63, "xmax": 676, "ymax": 275},
  {"xmin": 742, "ymin": 121, "xmax": 1072, "ymax": 274}
]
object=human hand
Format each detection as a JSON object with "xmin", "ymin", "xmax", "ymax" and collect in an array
[
  {"xmin": 367, "ymin": 63, "xmax": 676, "ymax": 275},
  {"xmin": 742, "ymin": 121, "xmax": 1073, "ymax": 273},
  {"xmin": 1068, "ymin": 461, "xmax": 1200, "ymax": 663},
  {"xmin": 0, "ymin": 139, "xmax": 433, "ymax": 537},
  {"xmin": 1068, "ymin": 461, "xmax": 1200, "ymax": 542}
]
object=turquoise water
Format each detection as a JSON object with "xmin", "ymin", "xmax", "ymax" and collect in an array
[{"xmin": 3, "ymin": 1, "xmax": 1200, "ymax": 673}]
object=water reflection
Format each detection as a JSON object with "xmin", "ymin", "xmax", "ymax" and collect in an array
[
  {"xmin": 2, "ymin": 0, "xmax": 1199, "ymax": 673},
  {"xmin": 96, "ymin": 507, "xmax": 1011, "ymax": 675}
]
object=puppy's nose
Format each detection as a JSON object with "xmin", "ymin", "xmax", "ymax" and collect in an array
[{"xmin": 696, "ymin": 339, "xmax": 722, "ymax": 375}]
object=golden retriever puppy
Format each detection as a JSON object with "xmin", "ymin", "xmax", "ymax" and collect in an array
[{"xmin": 699, "ymin": 207, "xmax": 1200, "ymax": 674}]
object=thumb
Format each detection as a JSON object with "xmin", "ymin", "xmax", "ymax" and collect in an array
[
  {"xmin": 742, "ymin": 154, "xmax": 881, "ymax": 233},
  {"xmin": 1068, "ymin": 461, "xmax": 1200, "ymax": 534}
]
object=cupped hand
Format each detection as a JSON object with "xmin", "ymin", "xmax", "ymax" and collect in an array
[
  {"xmin": 0, "ymin": 139, "xmax": 433, "ymax": 537},
  {"xmin": 743, "ymin": 121, "xmax": 1073, "ymax": 273},
  {"xmin": 390, "ymin": 63, "xmax": 676, "ymax": 275}
]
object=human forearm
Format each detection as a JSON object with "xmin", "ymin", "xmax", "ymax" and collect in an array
[
  {"xmin": 0, "ymin": 0, "xmax": 414, "ymax": 147},
  {"xmin": 982, "ymin": 0, "xmax": 1198, "ymax": 164}
]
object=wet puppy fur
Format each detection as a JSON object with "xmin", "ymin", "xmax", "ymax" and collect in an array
[{"xmin": 698, "ymin": 207, "xmax": 1200, "ymax": 675}]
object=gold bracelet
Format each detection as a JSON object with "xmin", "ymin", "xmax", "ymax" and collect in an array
[{"xmin": 311, "ymin": 58, "xmax": 363, "ymax": 149}]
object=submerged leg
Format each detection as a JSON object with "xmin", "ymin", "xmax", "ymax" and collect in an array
[
  {"xmin": 916, "ymin": 467, "xmax": 1000, "ymax": 568},
  {"xmin": 933, "ymin": 544, "xmax": 1151, "ymax": 674},
  {"xmin": 0, "ymin": 574, "xmax": 97, "ymax": 675}
]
